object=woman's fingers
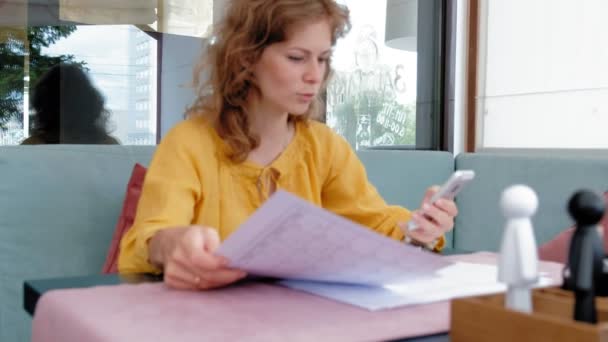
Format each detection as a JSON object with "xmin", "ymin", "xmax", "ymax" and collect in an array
[
  {"xmin": 434, "ymin": 198, "xmax": 459, "ymax": 218},
  {"xmin": 166, "ymin": 278, "xmax": 198, "ymax": 291},
  {"xmin": 406, "ymin": 213, "xmax": 442, "ymax": 243},
  {"xmin": 420, "ymin": 202, "xmax": 454, "ymax": 233},
  {"xmin": 202, "ymin": 227, "xmax": 221, "ymax": 253},
  {"xmin": 164, "ymin": 254, "xmax": 246, "ymax": 290},
  {"xmin": 163, "ymin": 257, "xmax": 200, "ymax": 289},
  {"xmin": 422, "ymin": 186, "xmax": 439, "ymax": 204},
  {"xmin": 162, "ymin": 225, "xmax": 247, "ymax": 291},
  {"xmin": 415, "ymin": 185, "xmax": 458, "ymax": 236},
  {"xmin": 180, "ymin": 226, "xmax": 226, "ymax": 271},
  {"xmin": 197, "ymin": 269, "xmax": 248, "ymax": 289}
]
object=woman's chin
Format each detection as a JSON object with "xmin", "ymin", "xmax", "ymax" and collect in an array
[{"xmin": 288, "ymin": 104, "xmax": 313, "ymax": 116}]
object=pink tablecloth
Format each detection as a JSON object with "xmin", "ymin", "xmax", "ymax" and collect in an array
[{"xmin": 31, "ymin": 252, "xmax": 564, "ymax": 342}]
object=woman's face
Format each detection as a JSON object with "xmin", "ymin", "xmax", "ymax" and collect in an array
[{"xmin": 251, "ymin": 19, "xmax": 332, "ymax": 116}]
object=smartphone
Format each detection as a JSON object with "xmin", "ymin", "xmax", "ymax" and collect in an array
[{"xmin": 407, "ymin": 170, "xmax": 475, "ymax": 231}]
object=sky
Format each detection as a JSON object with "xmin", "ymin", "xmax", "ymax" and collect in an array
[{"xmin": 42, "ymin": 25, "xmax": 143, "ymax": 111}]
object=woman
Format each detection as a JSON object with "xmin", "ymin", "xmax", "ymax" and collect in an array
[
  {"xmin": 118, "ymin": 0, "xmax": 458, "ymax": 291},
  {"xmin": 22, "ymin": 63, "xmax": 119, "ymax": 145}
]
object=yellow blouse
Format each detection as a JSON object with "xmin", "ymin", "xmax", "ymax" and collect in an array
[{"xmin": 118, "ymin": 116, "xmax": 442, "ymax": 274}]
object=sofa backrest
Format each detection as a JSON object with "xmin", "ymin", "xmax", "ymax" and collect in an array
[
  {"xmin": 0, "ymin": 145, "xmax": 452, "ymax": 342},
  {"xmin": 358, "ymin": 149, "xmax": 455, "ymax": 246},
  {"xmin": 454, "ymin": 152, "xmax": 608, "ymax": 253},
  {"xmin": 0, "ymin": 145, "xmax": 155, "ymax": 342},
  {"xmin": 8, "ymin": 145, "xmax": 608, "ymax": 341}
]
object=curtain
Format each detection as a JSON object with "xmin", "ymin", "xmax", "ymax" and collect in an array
[
  {"xmin": 0, "ymin": 0, "xmax": 215, "ymax": 40},
  {"xmin": 0, "ymin": 0, "xmax": 157, "ymax": 27},
  {"xmin": 0, "ymin": 0, "xmax": 34, "ymax": 27},
  {"xmin": 59, "ymin": 0, "xmax": 157, "ymax": 25},
  {"xmin": 160, "ymin": 0, "xmax": 212, "ymax": 37}
]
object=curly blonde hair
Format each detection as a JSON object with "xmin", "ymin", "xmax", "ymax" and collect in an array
[{"xmin": 188, "ymin": 0, "xmax": 351, "ymax": 162}]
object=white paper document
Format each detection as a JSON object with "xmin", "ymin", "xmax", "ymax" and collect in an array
[
  {"xmin": 217, "ymin": 190, "xmax": 555, "ymax": 310},
  {"xmin": 280, "ymin": 264, "xmax": 554, "ymax": 310}
]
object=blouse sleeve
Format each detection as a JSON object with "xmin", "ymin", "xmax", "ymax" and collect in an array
[
  {"xmin": 321, "ymin": 133, "xmax": 445, "ymax": 251},
  {"xmin": 118, "ymin": 123, "xmax": 204, "ymax": 274}
]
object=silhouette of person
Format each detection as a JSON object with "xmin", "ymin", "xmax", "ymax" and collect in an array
[{"xmin": 21, "ymin": 63, "xmax": 120, "ymax": 145}]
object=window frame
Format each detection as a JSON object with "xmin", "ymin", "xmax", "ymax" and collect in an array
[{"xmin": 353, "ymin": 0, "xmax": 457, "ymax": 152}]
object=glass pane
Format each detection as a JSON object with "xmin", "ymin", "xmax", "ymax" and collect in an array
[
  {"xmin": 479, "ymin": 0, "xmax": 608, "ymax": 149},
  {"xmin": 327, "ymin": 0, "xmax": 417, "ymax": 150},
  {"xmin": 44, "ymin": 26, "xmax": 157, "ymax": 145},
  {"xmin": 0, "ymin": 25, "xmax": 158, "ymax": 145},
  {"xmin": 0, "ymin": 3, "xmax": 159, "ymax": 146},
  {"xmin": 0, "ymin": 1, "xmax": 442, "ymax": 147},
  {"xmin": 0, "ymin": 27, "xmax": 27, "ymax": 145}
]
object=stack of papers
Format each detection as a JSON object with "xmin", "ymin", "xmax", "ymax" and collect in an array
[{"xmin": 217, "ymin": 191, "xmax": 554, "ymax": 310}]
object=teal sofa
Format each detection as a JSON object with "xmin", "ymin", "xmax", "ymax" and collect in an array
[{"xmin": 2, "ymin": 145, "xmax": 608, "ymax": 341}]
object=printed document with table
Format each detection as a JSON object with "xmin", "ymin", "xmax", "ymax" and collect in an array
[{"xmin": 217, "ymin": 191, "xmax": 553, "ymax": 310}]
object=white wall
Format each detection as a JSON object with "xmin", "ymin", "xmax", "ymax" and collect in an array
[
  {"xmin": 159, "ymin": 34, "xmax": 206, "ymax": 137},
  {"xmin": 477, "ymin": 0, "xmax": 608, "ymax": 149},
  {"xmin": 453, "ymin": 0, "xmax": 469, "ymax": 156},
  {"xmin": 159, "ymin": 0, "xmax": 228, "ymax": 138}
]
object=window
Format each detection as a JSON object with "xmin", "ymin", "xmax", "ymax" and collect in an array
[
  {"xmin": 0, "ymin": 24, "xmax": 158, "ymax": 145},
  {"xmin": 136, "ymin": 85, "xmax": 149, "ymax": 93},
  {"xmin": 136, "ymin": 101, "xmax": 150, "ymax": 111},
  {"xmin": 326, "ymin": 0, "xmax": 453, "ymax": 151},
  {"xmin": 135, "ymin": 119, "xmax": 150, "ymax": 129},
  {"xmin": 0, "ymin": 1, "xmax": 448, "ymax": 148},
  {"xmin": 474, "ymin": 0, "xmax": 608, "ymax": 150}
]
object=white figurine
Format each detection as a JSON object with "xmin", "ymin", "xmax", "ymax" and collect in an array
[{"xmin": 497, "ymin": 184, "xmax": 540, "ymax": 313}]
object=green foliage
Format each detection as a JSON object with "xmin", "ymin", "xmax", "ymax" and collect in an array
[
  {"xmin": 328, "ymin": 72, "xmax": 416, "ymax": 148},
  {"xmin": 0, "ymin": 26, "xmax": 84, "ymax": 130}
]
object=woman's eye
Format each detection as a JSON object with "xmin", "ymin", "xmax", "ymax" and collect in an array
[
  {"xmin": 288, "ymin": 56, "xmax": 304, "ymax": 62},
  {"xmin": 318, "ymin": 58, "xmax": 329, "ymax": 64}
]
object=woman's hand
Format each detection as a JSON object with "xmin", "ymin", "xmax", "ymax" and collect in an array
[
  {"xmin": 148, "ymin": 225, "xmax": 247, "ymax": 290},
  {"xmin": 400, "ymin": 186, "xmax": 459, "ymax": 244}
]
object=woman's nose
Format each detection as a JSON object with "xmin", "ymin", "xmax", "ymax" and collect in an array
[{"xmin": 304, "ymin": 60, "xmax": 323, "ymax": 83}]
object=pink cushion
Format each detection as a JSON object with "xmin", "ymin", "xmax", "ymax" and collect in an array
[
  {"xmin": 538, "ymin": 191, "xmax": 608, "ymax": 263},
  {"xmin": 102, "ymin": 163, "xmax": 147, "ymax": 274}
]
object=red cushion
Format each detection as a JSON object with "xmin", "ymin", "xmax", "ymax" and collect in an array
[
  {"xmin": 102, "ymin": 163, "xmax": 147, "ymax": 274},
  {"xmin": 538, "ymin": 191, "xmax": 608, "ymax": 263}
]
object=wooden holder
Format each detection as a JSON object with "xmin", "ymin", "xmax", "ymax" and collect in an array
[{"xmin": 451, "ymin": 287, "xmax": 608, "ymax": 342}]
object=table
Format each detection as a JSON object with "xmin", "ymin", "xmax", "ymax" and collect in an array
[
  {"xmin": 25, "ymin": 248, "xmax": 468, "ymax": 313},
  {"xmin": 23, "ymin": 273, "xmax": 161, "ymax": 316},
  {"xmin": 24, "ymin": 275, "xmax": 449, "ymax": 341},
  {"xmin": 23, "ymin": 248, "xmax": 483, "ymax": 342}
]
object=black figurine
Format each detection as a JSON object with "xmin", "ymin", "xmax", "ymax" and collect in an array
[{"xmin": 562, "ymin": 190, "xmax": 605, "ymax": 324}]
